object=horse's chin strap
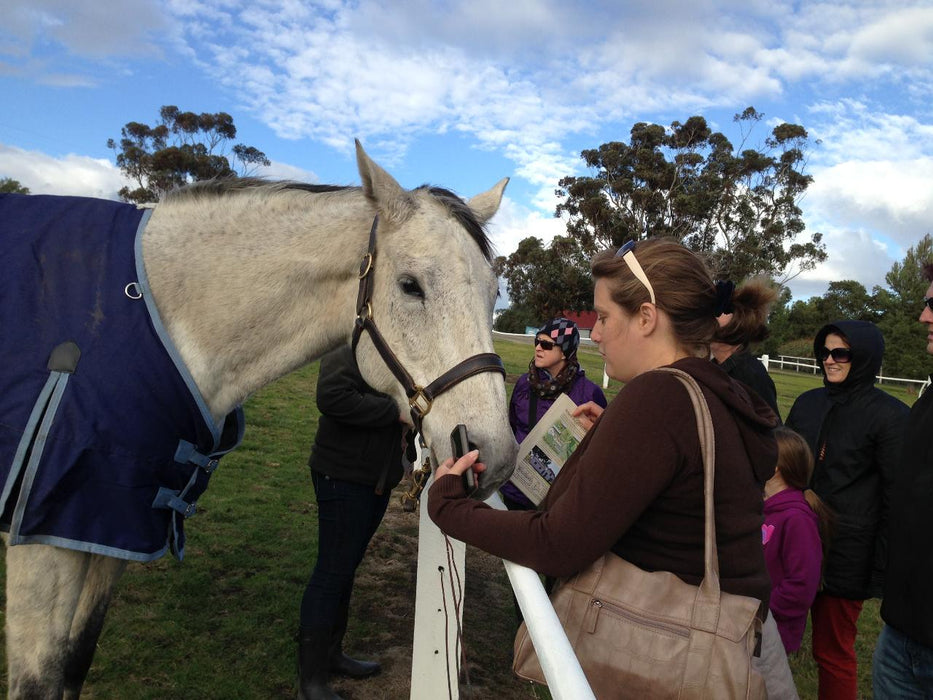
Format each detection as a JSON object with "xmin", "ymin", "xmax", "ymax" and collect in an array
[{"xmin": 351, "ymin": 215, "xmax": 506, "ymax": 505}]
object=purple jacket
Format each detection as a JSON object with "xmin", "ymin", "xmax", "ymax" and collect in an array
[
  {"xmin": 762, "ymin": 488, "xmax": 822, "ymax": 653},
  {"xmin": 500, "ymin": 368, "xmax": 607, "ymax": 507}
]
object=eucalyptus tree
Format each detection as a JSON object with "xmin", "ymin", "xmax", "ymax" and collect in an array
[
  {"xmin": 108, "ymin": 105, "xmax": 270, "ymax": 204},
  {"xmin": 554, "ymin": 107, "xmax": 826, "ymax": 283}
]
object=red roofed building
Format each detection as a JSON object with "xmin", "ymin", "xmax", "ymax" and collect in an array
[{"xmin": 560, "ymin": 310, "xmax": 597, "ymax": 338}]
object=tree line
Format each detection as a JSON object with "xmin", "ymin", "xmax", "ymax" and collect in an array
[
  {"xmin": 496, "ymin": 234, "xmax": 933, "ymax": 381},
  {"xmin": 763, "ymin": 235, "xmax": 933, "ymax": 379}
]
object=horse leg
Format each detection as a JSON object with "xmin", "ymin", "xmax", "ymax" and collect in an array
[
  {"xmin": 5, "ymin": 543, "xmax": 91, "ymax": 699},
  {"xmin": 62, "ymin": 554, "xmax": 127, "ymax": 700}
]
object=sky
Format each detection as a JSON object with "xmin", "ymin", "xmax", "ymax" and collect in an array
[{"xmin": 2, "ymin": 0, "xmax": 932, "ymax": 304}]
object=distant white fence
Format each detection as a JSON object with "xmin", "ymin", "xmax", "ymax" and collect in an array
[{"xmin": 762, "ymin": 354, "xmax": 931, "ymax": 394}]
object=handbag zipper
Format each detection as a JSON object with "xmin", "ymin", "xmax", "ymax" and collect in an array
[{"xmin": 592, "ymin": 599, "xmax": 691, "ymax": 638}]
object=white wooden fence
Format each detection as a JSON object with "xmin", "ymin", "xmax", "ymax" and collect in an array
[
  {"xmin": 409, "ymin": 474, "xmax": 594, "ymax": 700},
  {"xmin": 761, "ymin": 354, "xmax": 931, "ymax": 394}
]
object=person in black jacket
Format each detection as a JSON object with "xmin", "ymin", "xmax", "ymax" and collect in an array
[
  {"xmin": 296, "ymin": 346, "xmax": 407, "ymax": 700},
  {"xmin": 872, "ymin": 264, "xmax": 933, "ymax": 698},
  {"xmin": 710, "ymin": 277, "xmax": 781, "ymax": 420},
  {"xmin": 786, "ymin": 320, "xmax": 908, "ymax": 700}
]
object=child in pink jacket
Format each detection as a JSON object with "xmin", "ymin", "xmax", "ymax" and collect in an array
[{"xmin": 763, "ymin": 427, "xmax": 832, "ymax": 653}]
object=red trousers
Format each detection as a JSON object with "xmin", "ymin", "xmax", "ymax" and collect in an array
[{"xmin": 810, "ymin": 593, "xmax": 864, "ymax": 700}]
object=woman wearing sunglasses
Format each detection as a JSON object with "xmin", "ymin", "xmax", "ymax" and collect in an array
[
  {"xmin": 499, "ymin": 317, "xmax": 608, "ymax": 511},
  {"xmin": 428, "ymin": 239, "xmax": 779, "ymax": 694},
  {"xmin": 786, "ymin": 321, "xmax": 909, "ymax": 700}
]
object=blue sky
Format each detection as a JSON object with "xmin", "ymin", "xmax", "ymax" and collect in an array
[{"xmin": 2, "ymin": 0, "xmax": 932, "ymax": 303}]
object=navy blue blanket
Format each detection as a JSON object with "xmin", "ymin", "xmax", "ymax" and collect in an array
[{"xmin": 0, "ymin": 194, "xmax": 244, "ymax": 561}]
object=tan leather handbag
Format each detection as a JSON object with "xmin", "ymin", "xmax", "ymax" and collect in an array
[{"xmin": 513, "ymin": 368, "xmax": 767, "ymax": 699}]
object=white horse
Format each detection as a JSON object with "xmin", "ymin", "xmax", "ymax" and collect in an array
[{"xmin": 0, "ymin": 142, "xmax": 518, "ymax": 698}]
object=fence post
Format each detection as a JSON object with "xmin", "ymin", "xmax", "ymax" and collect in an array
[{"xmin": 410, "ymin": 471, "xmax": 466, "ymax": 699}]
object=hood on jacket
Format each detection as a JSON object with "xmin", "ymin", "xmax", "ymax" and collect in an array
[
  {"xmin": 813, "ymin": 320, "xmax": 883, "ymax": 391},
  {"xmin": 765, "ymin": 488, "xmax": 816, "ymax": 515},
  {"xmin": 675, "ymin": 357, "xmax": 779, "ymax": 485}
]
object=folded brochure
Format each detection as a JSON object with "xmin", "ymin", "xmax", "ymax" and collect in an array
[{"xmin": 509, "ymin": 393, "xmax": 589, "ymax": 506}]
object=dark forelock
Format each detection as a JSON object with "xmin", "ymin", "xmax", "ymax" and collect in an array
[{"xmin": 421, "ymin": 186, "xmax": 494, "ymax": 262}]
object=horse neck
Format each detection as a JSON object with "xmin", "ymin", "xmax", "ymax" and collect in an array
[{"xmin": 143, "ymin": 190, "xmax": 372, "ymax": 421}]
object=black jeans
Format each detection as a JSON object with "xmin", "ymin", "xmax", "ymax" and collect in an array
[{"xmin": 299, "ymin": 472, "xmax": 390, "ymax": 629}]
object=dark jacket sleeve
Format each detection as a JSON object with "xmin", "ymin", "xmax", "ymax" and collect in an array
[
  {"xmin": 308, "ymin": 347, "xmax": 404, "ymax": 490},
  {"xmin": 870, "ymin": 395, "xmax": 909, "ymax": 591},
  {"xmin": 316, "ymin": 349, "xmax": 400, "ymax": 428}
]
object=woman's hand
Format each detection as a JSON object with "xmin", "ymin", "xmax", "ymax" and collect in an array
[
  {"xmin": 435, "ymin": 449, "xmax": 486, "ymax": 487},
  {"xmin": 572, "ymin": 401, "xmax": 605, "ymax": 432}
]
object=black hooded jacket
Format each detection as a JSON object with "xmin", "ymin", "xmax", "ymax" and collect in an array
[{"xmin": 786, "ymin": 321, "xmax": 908, "ymax": 599}]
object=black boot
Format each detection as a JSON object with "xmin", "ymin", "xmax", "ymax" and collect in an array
[
  {"xmin": 330, "ymin": 651, "xmax": 380, "ymax": 679},
  {"xmin": 329, "ymin": 600, "xmax": 381, "ymax": 679},
  {"xmin": 296, "ymin": 627, "xmax": 343, "ymax": 700}
]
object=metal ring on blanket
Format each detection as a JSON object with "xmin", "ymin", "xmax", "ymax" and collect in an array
[{"xmin": 124, "ymin": 282, "xmax": 143, "ymax": 300}]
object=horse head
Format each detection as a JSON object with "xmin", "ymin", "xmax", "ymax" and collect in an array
[{"xmin": 352, "ymin": 142, "xmax": 518, "ymax": 499}]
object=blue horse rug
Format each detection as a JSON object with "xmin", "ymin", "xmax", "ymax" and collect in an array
[{"xmin": 0, "ymin": 193, "xmax": 244, "ymax": 562}]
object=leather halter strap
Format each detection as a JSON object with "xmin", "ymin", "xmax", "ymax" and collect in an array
[{"xmin": 351, "ymin": 216, "xmax": 506, "ymax": 435}]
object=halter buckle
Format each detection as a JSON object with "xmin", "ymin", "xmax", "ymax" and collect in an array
[
  {"xmin": 357, "ymin": 301, "xmax": 373, "ymax": 323},
  {"xmin": 409, "ymin": 387, "xmax": 433, "ymax": 418},
  {"xmin": 358, "ymin": 252, "xmax": 374, "ymax": 279}
]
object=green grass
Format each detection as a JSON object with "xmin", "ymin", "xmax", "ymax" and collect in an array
[{"xmin": 0, "ymin": 338, "xmax": 899, "ymax": 698}]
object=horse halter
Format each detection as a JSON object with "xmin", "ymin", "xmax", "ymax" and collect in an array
[{"xmin": 351, "ymin": 215, "xmax": 506, "ymax": 439}]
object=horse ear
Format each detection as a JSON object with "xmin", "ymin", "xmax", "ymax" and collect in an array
[
  {"xmin": 467, "ymin": 177, "xmax": 509, "ymax": 224},
  {"xmin": 355, "ymin": 139, "xmax": 412, "ymax": 222}
]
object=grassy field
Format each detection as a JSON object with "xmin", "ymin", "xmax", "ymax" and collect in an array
[{"xmin": 0, "ymin": 338, "xmax": 912, "ymax": 698}]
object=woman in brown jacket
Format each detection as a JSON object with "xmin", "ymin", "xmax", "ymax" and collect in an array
[{"xmin": 428, "ymin": 239, "xmax": 778, "ymax": 608}]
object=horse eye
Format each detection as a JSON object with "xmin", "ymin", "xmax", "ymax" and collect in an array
[{"xmin": 399, "ymin": 276, "xmax": 425, "ymax": 299}]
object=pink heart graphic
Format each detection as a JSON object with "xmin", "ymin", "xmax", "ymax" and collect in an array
[{"xmin": 762, "ymin": 524, "xmax": 775, "ymax": 545}]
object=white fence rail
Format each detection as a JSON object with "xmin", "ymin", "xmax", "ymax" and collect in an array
[{"xmin": 762, "ymin": 354, "xmax": 931, "ymax": 394}]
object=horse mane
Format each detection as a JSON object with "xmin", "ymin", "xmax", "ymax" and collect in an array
[
  {"xmin": 420, "ymin": 186, "xmax": 494, "ymax": 262},
  {"xmin": 163, "ymin": 178, "xmax": 495, "ymax": 263}
]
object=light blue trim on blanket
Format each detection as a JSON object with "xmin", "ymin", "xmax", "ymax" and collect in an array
[
  {"xmin": 132, "ymin": 208, "xmax": 226, "ymax": 449},
  {"xmin": 0, "ymin": 373, "xmax": 59, "ymax": 519}
]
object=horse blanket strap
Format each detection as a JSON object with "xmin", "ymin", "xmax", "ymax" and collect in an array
[
  {"xmin": 350, "ymin": 215, "xmax": 506, "ymax": 436},
  {"xmin": 0, "ymin": 194, "xmax": 245, "ymax": 562}
]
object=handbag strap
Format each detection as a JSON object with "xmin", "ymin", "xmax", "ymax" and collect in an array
[{"xmin": 653, "ymin": 368, "xmax": 723, "ymax": 631}]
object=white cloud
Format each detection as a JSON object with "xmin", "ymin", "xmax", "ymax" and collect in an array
[
  {"xmin": 255, "ymin": 160, "xmax": 320, "ymax": 183},
  {"xmin": 791, "ymin": 226, "xmax": 896, "ymax": 301},
  {"xmin": 847, "ymin": 6, "xmax": 933, "ymax": 66},
  {"xmin": 0, "ymin": 143, "xmax": 318, "ymax": 198},
  {"xmin": 0, "ymin": 143, "xmax": 125, "ymax": 198},
  {"xmin": 486, "ymin": 195, "xmax": 566, "ymax": 260},
  {"xmin": 809, "ymin": 159, "xmax": 933, "ymax": 245},
  {"xmin": 0, "ymin": 0, "xmax": 166, "ymax": 83}
]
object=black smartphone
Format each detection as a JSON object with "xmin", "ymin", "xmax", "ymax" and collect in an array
[{"xmin": 450, "ymin": 424, "xmax": 477, "ymax": 495}]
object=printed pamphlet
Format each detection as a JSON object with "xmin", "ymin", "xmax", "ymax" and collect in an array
[{"xmin": 510, "ymin": 393, "xmax": 589, "ymax": 506}]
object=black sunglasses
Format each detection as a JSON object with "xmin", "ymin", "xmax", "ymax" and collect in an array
[
  {"xmin": 817, "ymin": 347, "xmax": 853, "ymax": 363},
  {"xmin": 534, "ymin": 338, "xmax": 558, "ymax": 351},
  {"xmin": 924, "ymin": 297, "xmax": 933, "ymax": 312}
]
